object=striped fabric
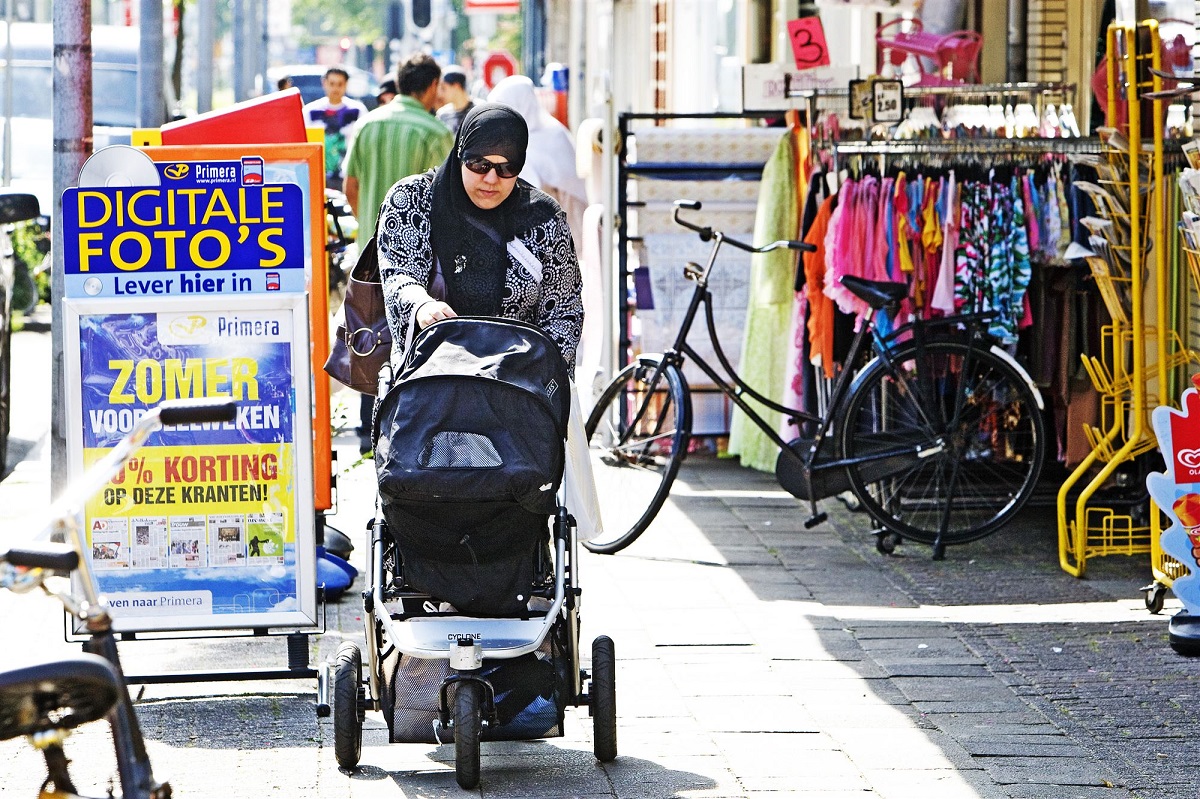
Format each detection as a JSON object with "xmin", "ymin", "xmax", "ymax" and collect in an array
[{"xmin": 345, "ymin": 95, "xmax": 455, "ymax": 238}]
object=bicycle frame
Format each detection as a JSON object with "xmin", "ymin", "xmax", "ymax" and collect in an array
[{"xmin": 640, "ymin": 212, "xmax": 1002, "ymax": 525}]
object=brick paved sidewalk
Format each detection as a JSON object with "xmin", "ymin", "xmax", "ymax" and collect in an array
[{"xmin": 677, "ymin": 452, "xmax": 1196, "ymax": 799}]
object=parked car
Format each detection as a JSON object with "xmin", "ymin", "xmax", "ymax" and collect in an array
[
  {"xmin": 0, "ymin": 190, "xmax": 40, "ymax": 474},
  {"xmin": 0, "ymin": 22, "xmax": 140, "ymax": 215},
  {"xmin": 269, "ymin": 64, "xmax": 380, "ymax": 112}
]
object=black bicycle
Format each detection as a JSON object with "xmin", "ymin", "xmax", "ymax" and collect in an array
[
  {"xmin": 584, "ymin": 200, "xmax": 1045, "ymax": 559},
  {"xmin": 0, "ymin": 398, "xmax": 236, "ymax": 799}
]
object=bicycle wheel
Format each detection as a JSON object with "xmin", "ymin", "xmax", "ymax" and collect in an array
[
  {"xmin": 583, "ymin": 357, "xmax": 691, "ymax": 554},
  {"xmin": 840, "ymin": 341, "xmax": 1044, "ymax": 546}
]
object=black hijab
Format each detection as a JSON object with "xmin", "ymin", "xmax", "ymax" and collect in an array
[{"xmin": 429, "ymin": 103, "xmax": 558, "ymax": 316}]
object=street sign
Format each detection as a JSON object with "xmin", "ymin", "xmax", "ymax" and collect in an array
[
  {"xmin": 465, "ymin": 0, "xmax": 520, "ymax": 14},
  {"xmin": 482, "ymin": 50, "xmax": 519, "ymax": 89}
]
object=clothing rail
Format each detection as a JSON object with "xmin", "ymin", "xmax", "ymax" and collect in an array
[
  {"xmin": 783, "ymin": 82, "xmax": 1076, "ymax": 104},
  {"xmin": 903, "ymin": 82, "xmax": 1075, "ymax": 98},
  {"xmin": 783, "ymin": 83, "xmax": 1081, "ymax": 150},
  {"xmin": 833, "ymin": 137, "xmax": 1106, "ymax": 156},
  {"xmin": 829, "ymin": 136, "xmax": 1107, "ymax": 175}
]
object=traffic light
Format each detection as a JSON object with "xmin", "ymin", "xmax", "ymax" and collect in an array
[{"xmin": 411, "ymin": 0, "xmax": 432, "ymax": 29}]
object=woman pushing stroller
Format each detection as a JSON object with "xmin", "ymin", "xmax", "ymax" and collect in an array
[
  {"xmin": 333, "ymin": 103, "xmax": 615, "ymax": 790},
  {"xmin": 376, "ymin": 102, "xmax": 584, "ymax": 371}
]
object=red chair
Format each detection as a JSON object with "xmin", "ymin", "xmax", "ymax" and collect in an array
[{"xmin": 876, "ymin": 18, "xmax": 982, "ymax": 85}]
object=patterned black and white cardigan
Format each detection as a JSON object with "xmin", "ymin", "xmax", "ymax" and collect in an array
[{"xmin": 376, "ymin": 172, "xmax": 584, "ymax": 375}]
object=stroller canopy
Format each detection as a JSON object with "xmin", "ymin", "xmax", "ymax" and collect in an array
[
  {"xmin": 377, "ymin": 317, "xmax": 571, "ymax": 514},
  {"xmin": 398, "ymin": 317, "xmax": 571, "ymax": 433}
]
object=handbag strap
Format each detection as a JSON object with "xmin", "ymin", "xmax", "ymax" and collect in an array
[{"xmin": 507, "ymin": 239, "xmax": 543, "ymax": 284}]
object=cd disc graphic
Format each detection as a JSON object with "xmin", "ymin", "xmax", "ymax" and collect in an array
[{"xmin": 78, "ymin": 145, "xmax": 162, "ymax": 188}]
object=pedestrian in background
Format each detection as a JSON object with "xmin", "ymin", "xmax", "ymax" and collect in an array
[
  {"xmin": 436, "ymin": 65, "xmax": 475, "ymax": 136},
  {"xmin": 303, "ymin": 66, "xmax": 368, "ymax": 191},
  {"xmin": 375, "ymin": 78, "xmax": 397, "ymax": 106},
  {"xmin": 343, "ymin": 53, "xmax": 453, "ymax": 454},
  {"xmin": 487, "ymin": 74, "xmax": 599, "ymax": 388},
  {"xmin": 487, "ymin": 75, "xmax": 588, "ymax": 240}
]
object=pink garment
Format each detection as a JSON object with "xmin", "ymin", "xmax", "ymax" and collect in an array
[
  {"xmin": 929, "ymin": 172, "xmax": 958, "ymax": 315},
  {"xmin": 855, "ymin": 178, "xmax": 877, "ymax": 282},
  {"xmin": 826, "ymin": 180, "xmax": 870, "ymax": 319},
  {"xmin": 781, "ymin": 294, "xmax": 806, "ymax": 442}
]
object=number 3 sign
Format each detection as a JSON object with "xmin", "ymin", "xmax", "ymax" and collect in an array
[{"xmin": 787, "ymin": 16, "xmax": 831, "ymax": 71}]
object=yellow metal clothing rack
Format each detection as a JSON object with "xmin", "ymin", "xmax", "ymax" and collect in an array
[{"xmin": 1057, "ymin": 21, "xmax": 1195, "ymax": 587}]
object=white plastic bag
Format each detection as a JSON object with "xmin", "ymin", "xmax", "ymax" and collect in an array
[{"xmin": 562, "ymin": 381, "xmax": 603, "ymax": 541}]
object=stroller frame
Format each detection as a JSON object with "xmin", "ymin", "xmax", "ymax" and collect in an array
[{"xmin": 327, "ymin": 319, "xmax": 617, "ymax": 789}]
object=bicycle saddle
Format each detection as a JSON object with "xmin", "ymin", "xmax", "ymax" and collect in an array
[
  {"xmin": 0, "ymin": 654, "xmax": 120, "ymax": 741},
  {"xmin": 840, "ymin": 275, "xmax": 908, "ymax": 310}
]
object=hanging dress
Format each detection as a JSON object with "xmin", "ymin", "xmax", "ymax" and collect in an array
[{"xmin": 727, "ymin": 127, "xmax": 805, "ymax": 472}]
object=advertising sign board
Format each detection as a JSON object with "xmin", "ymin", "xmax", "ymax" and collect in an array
[{"xmin": 60, "ymin": 145, "xmax": 320, "ymax": 632}]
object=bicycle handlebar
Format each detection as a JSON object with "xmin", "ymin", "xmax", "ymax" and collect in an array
[
  {"xmin": 3, "ymin": 541, "xmax": 79, "ymax": 572},
  {"xmin": 672, "ymin": 199, "xmax": 816, "ymax": 254}
]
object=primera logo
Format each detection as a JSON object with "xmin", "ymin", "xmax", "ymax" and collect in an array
[
  {"xmin": 164, "ymin": 164, "xmax": 190, "ymax": 180},
  {"xmin": 168, "ymin": 315, "xmax": 208, "ymax": 339}
]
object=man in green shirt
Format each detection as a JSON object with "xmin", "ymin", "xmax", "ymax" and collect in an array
[
  {"xmin": 344, "ymin": 53, "xmax": 453, "ymax": 243},
  {"xmin": 343, "ymin": 54, "xmax": 453, "ymax": 454}
]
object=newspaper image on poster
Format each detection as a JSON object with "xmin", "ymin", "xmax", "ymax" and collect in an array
[
  {"xmin": 65, "ymin": 295, "xmax": 315, "ymax": 631},
  {"xmin": 129, "ymin": 515, "xmax": 169, "ymax": 569},
  {"xmin": 169, "ymin": 515, "xmax": 208, "ymax": 569},
  {"xmin": 90, "ymin": 517, "xmax": 129, "ymax": 569}
]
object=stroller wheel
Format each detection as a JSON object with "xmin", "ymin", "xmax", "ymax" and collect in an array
[
  {"xmin": 591, "ymin": 635, "xmax": 618, "ymax": 762},
  {"xmin": 332, "ymin": 642, "xmax": 364, "ymax": 769},
  {"xmin": 454, "ymin": 681, "xmax": 483, "ymax": 789}
]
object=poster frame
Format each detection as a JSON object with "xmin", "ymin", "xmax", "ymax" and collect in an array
[{"xmin": 63, "ymin": 293, "xmax": 318, "ymax": 634}]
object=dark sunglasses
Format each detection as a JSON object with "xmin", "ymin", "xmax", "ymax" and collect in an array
[{"xmin": 462, "ymin": 157, "xmax": 520, "ymax": 179}]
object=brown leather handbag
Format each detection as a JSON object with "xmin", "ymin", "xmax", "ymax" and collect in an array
[{"xmin": 324, "ymin": 235, "xmax": 391, "ymax": 395}]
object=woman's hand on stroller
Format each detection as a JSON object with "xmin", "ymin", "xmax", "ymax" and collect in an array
[{"xmin": 416, "ymin": 299, "xmax": 457, "ymax": 329}]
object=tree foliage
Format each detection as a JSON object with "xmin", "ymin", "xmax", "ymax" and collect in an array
[{"xmin": 291, "ymin": 0, "xmax": 385, "ymax": 46}]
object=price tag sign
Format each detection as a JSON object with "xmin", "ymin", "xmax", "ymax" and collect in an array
[
  {"xmin": 872, "ymin": 79, "xmax": 904, "ymax": 123},
  {"xmin": 848, "ymin": 79, "xmax": 872, "ymax": 120},
  {"xmin": 786, "ymin": 17, "xmax": 831, "ymax": 71}
]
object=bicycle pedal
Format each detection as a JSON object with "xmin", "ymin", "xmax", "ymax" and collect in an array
[{"xmin": 804, "ymin": 512, "xmax": 828, "ymax": 529}]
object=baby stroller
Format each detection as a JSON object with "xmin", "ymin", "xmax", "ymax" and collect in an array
[{"xmin": 328, "ymin": 317, "xmax": 617, "ymax": 789}]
